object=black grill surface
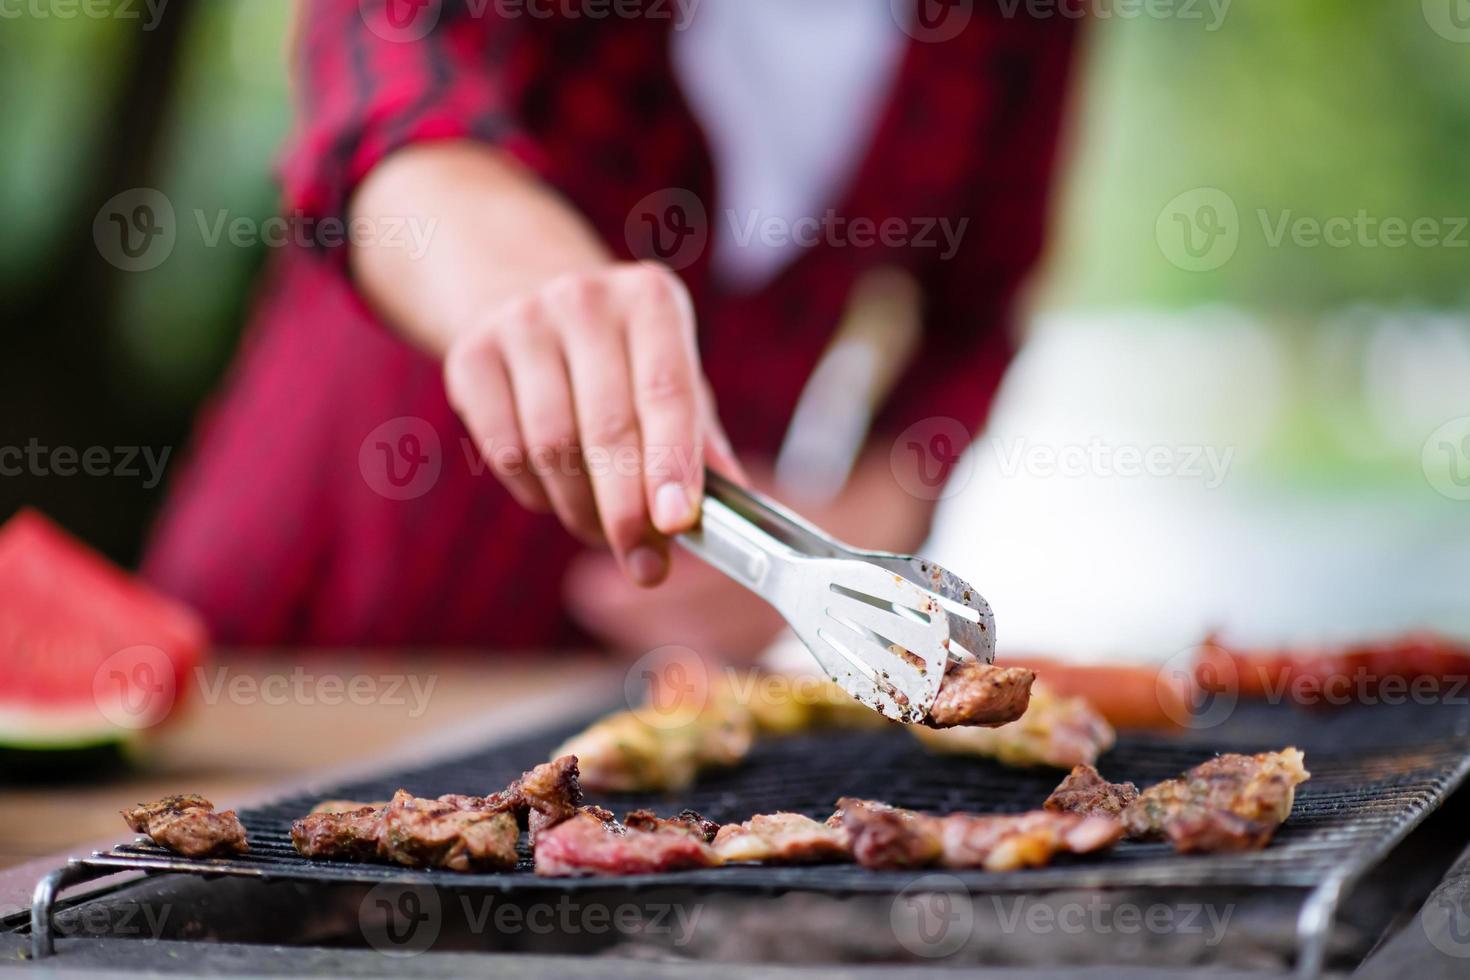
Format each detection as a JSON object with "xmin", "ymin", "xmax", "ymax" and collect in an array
[{"xmin": 85, "ymin": 702, "xmax": 1470, "ymax": 896}]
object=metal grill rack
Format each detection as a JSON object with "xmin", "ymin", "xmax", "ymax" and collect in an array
[{"xmin": 27, "ymin": 704, "xmax": 1470, "ymax": 976}]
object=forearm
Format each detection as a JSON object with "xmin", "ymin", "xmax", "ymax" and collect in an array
[{"xmin": 347, "ymin": 141, "xmax": 610, "ymax": 358}]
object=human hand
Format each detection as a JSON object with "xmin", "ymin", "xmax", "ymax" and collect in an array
[{"xmin": 443, "ymin": 261, "xmax": 741, "ymax": 587}]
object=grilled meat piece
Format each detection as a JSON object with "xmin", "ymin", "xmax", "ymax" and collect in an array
[
  {"xmin": 1122, "ymin": 748, "xmax": 1310, "ymax": 853},
  {"xmin": 836, "ymin": 797, "xmax": 1122, "ymax": 872},
  {"xmin": 534, "ymin": 811, "xmax": 722, "ymax": 877},
  {"xmin": 434, "ymin": 755, "xmax": 580, "ymax": 828},
  {"xmin": 435, "ymin": 788, "xmax": 521, "ymax": 814},
  {"xmin": 292, "ymin": 805, "xmax": 384, "ymax": 861},
  {"xmin": 292, "ymin": 755, "xmax": 585, "ymax": 867},
  {"xmin": 833, "ymin": 799, "xmax": 943, "ymax": 868},
  {"xmin": 910, "ymin": 682, "xmax": 1116, "ymax": 768},
  {"xmin": 938, "ymin": 810, "xmax": 1122, "ymax": 870},
  {"xmin": 923, "ymin": 658, "xmax": 1035, "ymax": 728},
  {"xmin": 380, "ymin": 790, "xmax": 520, "ymax": 872},
  {"xmin": 554, "ymin": 700, "xmax": 753, "ymax": 793},
  {"xmin": 518, "ymin": 755, "xmax": 584, "ymax": 838},
  {"xmin": 624, "ymin": 808, "xmax": 720, "ymax": 842},
  {"xmin": 713, "ymin": 812, "xmax": 851, "ymax": 864},
  {"xmin": 1044, "ymin": 764, "xmax": 1140, "ymax": 818},
  {"xmin": 123, "ymin": 795, "xmax": 249, "ymax": 858}
]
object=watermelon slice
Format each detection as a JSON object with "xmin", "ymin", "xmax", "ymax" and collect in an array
[{"xmin": 0, "ymin": 509, "xmax": 207, "ymax": 754}]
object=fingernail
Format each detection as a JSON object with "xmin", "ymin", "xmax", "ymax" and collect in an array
[
  {"xmin": 626, "ymin": 546, "xmax": 667, "ymax": 586},
  {"xmin": 654, "ymin": 482, "xmax": 696, "ymax": 531}
]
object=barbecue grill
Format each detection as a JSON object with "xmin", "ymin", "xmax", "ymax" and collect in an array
[{"xmin": 18, "ymin": 700, "xmax": 1470, "ymax": 976}]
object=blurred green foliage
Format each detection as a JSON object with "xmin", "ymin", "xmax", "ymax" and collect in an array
[
  {"xmin": 0, "ymin": 0, "xmax": 291, "ymax": 413},
  {"xmin": 1047, "ymin": 0, "xmax": 1470, "ymax": 310},
  {"xmin": 114, "ymin": 0, "xmax": 291, "ymax": 403}
]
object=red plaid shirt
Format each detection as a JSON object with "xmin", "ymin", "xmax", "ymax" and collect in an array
[{"xmin": 143, "ymin": 1, "xmax": 1078, "ymax": 648}]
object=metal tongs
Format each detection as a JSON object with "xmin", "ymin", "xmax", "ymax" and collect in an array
[{"xmin": 676, "ymin": 471, "xmax": 995, "ymax": 724}]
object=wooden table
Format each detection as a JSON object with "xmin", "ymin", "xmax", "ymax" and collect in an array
[{"xmin": 0, "ymin": 653, "xmax": 619, "ymax": 871}]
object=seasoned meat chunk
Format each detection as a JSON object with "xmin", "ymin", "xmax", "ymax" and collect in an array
[
  {"xmin": 533, "ymin": 811, "xmax": 721, "ymax": 877},
  {"xmin": 937, "ymin": 810, "xmax": 1122, "ymax": 870},
  {"xmin": 1044, "ymin": 764, "xmax": 1140, "ymax": 818},
  {"xmin": 517, "ymin": 755, "xmax": 584, "ymax": 838},
  {"xmin": 922, "ymin": 658, "xmax": 1035, "ymax": 728},
  {"xmin": 623, "ymin": 808, "xmax": 720, "ymax": 842},
  {"xmin": 122, "ymin": 795, "xmax": 248, "ymax": 858},
  {"xmin": 836, "ymin": 797, "xmax": 1122, "ymax": 872},
  {"xmin": 1122, "ymin": 748, "xmax": 1310, "ymax": 853},
  {"xmin": 911, "ymin": 682, "xmax": 1116, "ymax": 768},
  {"xmin": 553, "ymin": 701, "xmax": 753, "ymax": 793},
  {"xmin": 713, "ymin": 812, "xmax": 851, "ymax": 864},
  {"xmin": 833, "ymin": 798, "xmax": 944, "ymax": 869},
  {"xmin": 292, "ymin": 805, "xmax": 384, "ymax": 861},
  {"xmin": 380, "ymin": 790, "xmax": 520, "ymax": 872}
]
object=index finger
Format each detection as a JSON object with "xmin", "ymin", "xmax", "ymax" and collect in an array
[{"xmin": 620, "ymin": 264, "xmax": 703, "ymax": 536}]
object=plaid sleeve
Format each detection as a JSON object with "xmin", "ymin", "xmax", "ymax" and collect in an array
[
  {"xmin": 279, "ymin": 0, "xmax": 542, "ymax": 233},
  {"xmin": 871, "ymin": 15, "xmax": 1079, "ymax": 460}
]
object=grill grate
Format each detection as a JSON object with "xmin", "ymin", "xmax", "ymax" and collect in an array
[{"xmin": 80, "ymin": 712, "xmax": 1470, "ymax": 896}]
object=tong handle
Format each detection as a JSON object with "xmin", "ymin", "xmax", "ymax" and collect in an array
[
  {"xmin": 675, "ymin": 477, "xmax": 799, "ymax": 610},
  {"xmin": 702, "ymin": 469, "xmax": 846, "ymax": 559}
]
